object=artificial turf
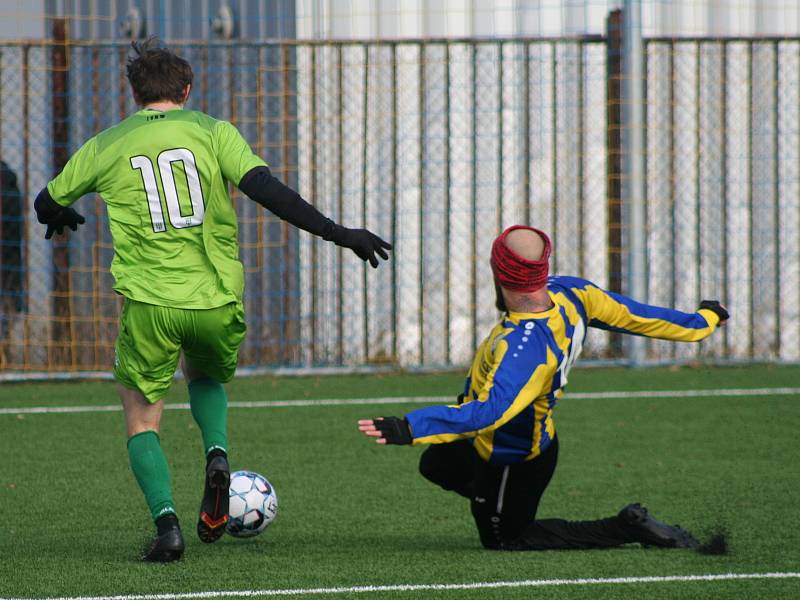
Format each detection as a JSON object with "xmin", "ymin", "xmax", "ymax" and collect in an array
[{"xmin": 1, "ymin": 365, "xmax": 798, "ymax": 599}]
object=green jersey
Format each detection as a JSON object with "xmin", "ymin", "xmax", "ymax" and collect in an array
[{"xmin": 48, "ymin": 108, "xmax": 266, "ymax": 309}]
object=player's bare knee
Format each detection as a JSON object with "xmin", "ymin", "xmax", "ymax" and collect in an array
[{"xmin": 119, "ymin": 385, "xmax": 164, "ymax": 436}]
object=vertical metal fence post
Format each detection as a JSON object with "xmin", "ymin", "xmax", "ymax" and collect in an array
[
  {"xmin": 694, "ymin": 42, "xmax": 702, "ymax": 331},
  {"xmin": 470, "ymin": 43, "xmax": 478, "ymax": 353},
  {"xmin": 279, "ymin": 42, "xmax": 294, "ymax": 363},
  {"xmin": 418, "ymin": 42, "xmax": 426, "ymax": 364},
  {"xmin": 444, "ymin": 42, "xmax": 452, "ymax": 365},
  {"xmin": 309, "ymin": 45, "xmax": 318, "ymax": 363},
  {"xmin": 668, "ymin": 41, "xmax": 676, "ymax": 317},
  {"xmin": 497, "ymin": 41, "xmax": 504, "ymax": 231},
  {"xmin": 360, "ymin": 43, "xmax": 370, "ymax": 361},
  {"xmin": 523, "ymin": 42, "xmax": 531, "ymax": 226},
  {"xmin": 577, "ymin": 41, "xmax": 585, "ymax": 276},
  {"xmin": 200, "ymin": 45, "xmax": 208, "ymax": 114},
  {"xmin": 550, "ymin": 42, "xmax": 558, "ymax": 269},
  {"xmin": 336, "ymin": 44, "xmax": 344, "ymax": 365},
  {"xmin": 0, "ymin": 47, "xmax": 5, "ymax": 362},
  {"xmin": 22, "ymin": 44, "xmax": 31, "ymax": 368},
  {"xmin": 746, "ymin": 41, "xmax": 754, "ymax": 358},
  {"xmin": 623, "ymin": 0, "xmax": 647, "ymax": 365},
  {"xmin": 721, "ymin": 41, "xmax": 730, "ymax": 356},
  {"xmin": 52, "ymin": 22, "xmax": 72, "ymax": 369},
  {"xmin": 772, "ymin": 40, "xmax": 781, "ymax": 353},
  {"xmin": 606, "ymin": 9, "xmax": 624, "ymax": 324},
  {"xmin": 390, "ymin": 43, "xmax": 399, "ymax": 362}
]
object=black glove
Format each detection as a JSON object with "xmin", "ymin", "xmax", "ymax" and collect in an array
[
  {"xmin": 324, "ymin": 224, "xmax": 392, "ymax": 268},
  {"xmin": 698, "ymin": 300, "xmax": 729, "ymax": 324},
  {"xmin": 456, "ymin": 393, "xmax": 466, "ymax": 405},
  {"xmin": 44, "ymin": 207, "xmax": 85, "ymax": 239},
  {"xmin": 374, "ymin": 417, "xmax": 412, "ymax": 445}
]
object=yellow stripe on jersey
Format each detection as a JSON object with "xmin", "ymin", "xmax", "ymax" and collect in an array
[
  {"xmin": 572, "ymin": 283, "xmax": 719, "ymax": 341},
  {"xmin": 404, "ymin": 275, "xmax": 721, "ymax": 465}
]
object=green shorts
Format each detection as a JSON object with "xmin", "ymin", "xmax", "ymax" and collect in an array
[{"xmin": 114, "ymin": 299, "xmax": 246, "ymax": 403}]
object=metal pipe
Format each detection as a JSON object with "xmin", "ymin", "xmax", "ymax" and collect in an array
[
  {"xmin": 772, "ymin": 40, "xmax": 780, "ymax": 356},
  {"xmin": 361, "ymin": 43, "xmax": 370, "ymax": 362},
  {"xmin": 470, "ymin": 44, "xmax": 478, "ymax": 353},
  {"xmin": 336, "ymin": 44, "xmax": 344, "ymax": 365},
  {"xmin": 390, "ymin": 43, "xmax": 399, "ymax": 362},
  {"xmin": 623, "ymin": 0, "xmax": 647, "ymax": 366},
  {"xmin": 418, "ymin": 42, "xmax": 426, "ymax": 364},
  {"xmin": 309, "ymin": 45, "xmax": 318, "ymax": 363},
  {"xmin": 444, "ymin": 43, "xmax": 451, "ymax": 365}
]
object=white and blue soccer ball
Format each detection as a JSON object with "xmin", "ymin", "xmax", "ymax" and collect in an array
[{"xmin": 226, "ymin": 470, "xmax": 278, "ymax": 538}]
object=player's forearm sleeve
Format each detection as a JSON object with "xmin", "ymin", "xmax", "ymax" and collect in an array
[
  {"xmin": 405, "ymin": 340, "xmax": 552, "ymax": 445},
  {"xmin": 577, "ymin": 282, "xmax": 718, "ymax": 341},
  {"xmin": 238, "ymin": 166, "xmax": 335, "ymax": 237},
  {"xmin": 34, "ymin": 187, "xmax": 62, "ymax": 224}
]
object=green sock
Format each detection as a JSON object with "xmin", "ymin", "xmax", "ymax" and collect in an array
[
  {"xmin": 127, "ymin": 431, "xmax": 176, "ymax": 522},
  {"xmin": 188, "ymin": 378, "xmax": 228, "ymax": 457}
]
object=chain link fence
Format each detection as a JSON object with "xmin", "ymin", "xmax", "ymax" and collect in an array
[{"xmin": 1, "ymin": 33, "xmax": 798, "ymax": 376}]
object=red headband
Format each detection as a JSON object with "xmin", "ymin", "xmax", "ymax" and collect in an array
[{"xmin": 490, "ymin": 225, "xmax": 552, "ymax": 292}]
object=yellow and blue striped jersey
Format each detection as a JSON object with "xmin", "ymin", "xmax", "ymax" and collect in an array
[{"xmin": 405, "ymin": 276, "xmax": 722, "ymax": 465}]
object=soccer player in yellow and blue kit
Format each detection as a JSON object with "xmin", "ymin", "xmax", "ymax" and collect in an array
[
  {"xmin": 34, "ymin": 39, "xmax": 391, "ymax": 562},
  {"xmin": 359, "ymin": 225, "xmax": 728, "ymax": 551}
]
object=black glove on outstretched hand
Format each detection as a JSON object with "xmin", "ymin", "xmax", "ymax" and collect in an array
[
  {"xmin": 698, "ymin": 300, "xmax": 729, "ymax": 324},
  {"xmin": 34, "ymin": 187, "xmax": 86, "ymax": 240},
  {"xmin": 374, "ymin": 417, "xmax": 413, "ymax": 445},
  {"xmin": 323, "ymin": 223, "xmax": 392, "ymax": 268},
  {"xmin": 44, "ymin": 207, "xmax": 85, "ymax": 239}
]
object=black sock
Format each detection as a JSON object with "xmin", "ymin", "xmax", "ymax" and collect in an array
[
  {"xmin": 206, "ymin": 448, "xmax": 227, "ymax": 466},
  {"xmin": 156, "ymin": 513, "xmax": 179, "ymax": 536}
]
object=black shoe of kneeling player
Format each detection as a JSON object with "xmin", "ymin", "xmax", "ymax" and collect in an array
[
  {"xmin": 197, "ymin": 454, "xmax": 230, "ymax": 543},
  {"xmin": 142, "ymin": 523, "xmax": 185, "ymax": 562},
  {"xmin": 619, "ymin": 503, "xmax": 700, "ymax": 549}
]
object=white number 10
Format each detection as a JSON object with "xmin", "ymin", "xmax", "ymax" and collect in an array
[{"xmin": 131, "ymin": 148, "xmax": 205, "ymax": 233}]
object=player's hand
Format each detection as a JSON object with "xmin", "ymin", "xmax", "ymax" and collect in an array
[
  {"xmin": 44, "ymin": 207, "xmax": 85, "ymax": 239},
  {"xmin": 357, "ymin": 417, "xmax": 412, "ymax": 445},
  {"xmin": 698, "ymin": 300, "xmax": 729, "ymax": 326},
  {"xmin": 335, "ymin": 227, "xmax": 392, "ymax": 268}
]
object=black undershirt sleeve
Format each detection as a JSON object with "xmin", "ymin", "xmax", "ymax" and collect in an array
[{"xmin": 237, "ymin": 166, "xmax": 335, "ymax": 238}]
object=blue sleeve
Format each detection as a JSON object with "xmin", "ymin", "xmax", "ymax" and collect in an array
[
  {"xmin": 406, "ymin": 330, "xmax": 554, "ymax": 445},
  {"xmin": 553, "ymin": 276, "xmax": 720, "ymax": 342}
]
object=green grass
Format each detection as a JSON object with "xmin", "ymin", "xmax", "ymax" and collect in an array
[{"xmin": 1, "ymin": 365, "xmax": 799, "ymax": 599}]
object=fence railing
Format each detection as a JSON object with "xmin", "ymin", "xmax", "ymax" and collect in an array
[{"xmin": 0, "ymin": 33, "xmax": 798, "ymax": 375}]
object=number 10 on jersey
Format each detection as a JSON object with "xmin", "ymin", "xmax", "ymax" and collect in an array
[{"xmin": 131, "ymin": 148, "xmax": 205, "ymax": 233}]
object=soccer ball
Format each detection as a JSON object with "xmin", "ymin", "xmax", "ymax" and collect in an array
[{"xmin": 226, "ymin": 470, "xmax": 278, "ymax": 538}]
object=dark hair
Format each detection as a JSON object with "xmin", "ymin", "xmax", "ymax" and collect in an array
[{"xmin": 126, "ymin": 37, "xmax": 193, "ymax": 105}]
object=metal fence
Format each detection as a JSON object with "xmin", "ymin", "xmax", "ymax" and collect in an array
[{"xmin": 0, "ymin": 34, "xmax": 798, "ymax": 375}]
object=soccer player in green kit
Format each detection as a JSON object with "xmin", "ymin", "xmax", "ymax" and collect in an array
[{"xmin": 34, "ymin": 39, "xmax": 392, "ymax": 562}]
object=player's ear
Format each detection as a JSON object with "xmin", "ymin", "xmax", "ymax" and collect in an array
[
  {"xmin": 182, "ymin": 84, "xmax": 192, "ymax": 104},
  {"xmin": 131, "ymin": 85, "xmax": 141, "ymax": 106}
]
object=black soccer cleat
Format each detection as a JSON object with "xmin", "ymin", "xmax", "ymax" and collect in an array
[
  {"xmin": 619, "ymin": 503, "xmax": 700, "ymax": 549},
  {"xmin": 197, "ymin": 454, "xmax": 230, "ymax": 543},
  {"xmin": 143, "ymin": 524, "xmax": 185, "ymax": 562}
]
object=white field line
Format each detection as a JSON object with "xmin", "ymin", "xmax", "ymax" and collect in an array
[
  {"xmin": 0, "ymin": 386, "xmax": 798, "ymax": 416},
  {"xmin": 7, "ymin": 572, "xmax": 800, "ymax": 600}
]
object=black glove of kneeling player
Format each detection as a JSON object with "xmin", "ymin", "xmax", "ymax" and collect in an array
[
  {"xmin": 698, "ymin": 300, "xmax": 729, "ymax": 324},
  {"xmin": 374, "ymin": 416, "xmax": 413, "ymax": 445}
]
